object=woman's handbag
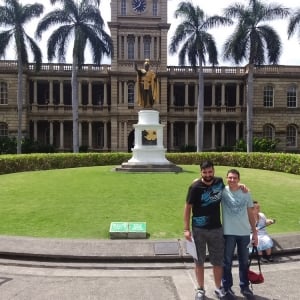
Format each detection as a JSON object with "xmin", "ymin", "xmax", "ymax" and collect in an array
[{"xmin": 248, "ymin": 246, "xmax": 264, "ymax": 284}]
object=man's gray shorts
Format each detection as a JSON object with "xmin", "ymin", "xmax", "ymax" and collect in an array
[{"xmin": 192, "ymin": 227, "xmax": 224, "ymax": 266}]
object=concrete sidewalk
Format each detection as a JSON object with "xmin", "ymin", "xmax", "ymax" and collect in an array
[{"xmin": 0, "ymin": 233, "xmax": 299, "ymax": 262}]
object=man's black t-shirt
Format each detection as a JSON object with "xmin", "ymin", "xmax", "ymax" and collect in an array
[{"xmin": 186, "ymin": 177, "xmax": 225, "ymax": 229}]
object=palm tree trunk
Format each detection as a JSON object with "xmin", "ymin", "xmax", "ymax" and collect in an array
[
  {"xmin": 17, "ymin": 59, "xmax": 23, "ymax": 154},
  {"xmin": 72, "ymin": 56, "xmax": 79, "ymax": 153},
  {"xmin": 246, "ymin": 64, "xmax": 254, "ymax": 153},
  {"xmin": 196, "ymin": 59, "xmax": 204, "ymax": 152}
]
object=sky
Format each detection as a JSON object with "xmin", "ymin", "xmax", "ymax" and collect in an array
[{"xmin": 4, "ymin": 0, "xmax": 300, "ymax": 66}]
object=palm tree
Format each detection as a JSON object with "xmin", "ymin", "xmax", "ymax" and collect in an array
[
  {"xmin": 223, "ymin": 0, "xmax": 290, "ymax": 152},
  {"xmin": 288, "ymin": 8, "xmax": 300, "ymax": 40},
  {"xmin": 169, "ymin": 1, "xmax": 232, "ymax": 152},
  {"xmin": 36, "ymin": 0, "xmax": 113, "ymax": 153},
  {"xmin": 0, "ymin": 0, "xmax": 43, "ymax": 154}
]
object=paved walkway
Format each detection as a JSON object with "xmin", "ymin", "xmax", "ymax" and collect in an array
[{"xmin": 0, "ymin": 233, "xmax": 299, "ymax": 262}]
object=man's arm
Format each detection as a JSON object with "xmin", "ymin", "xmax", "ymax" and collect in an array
[
  {"xmin": 247, "ymin": 207, "xmax": 258, "ymax": 246},
  {"xmin": 183, "ymin": 203, "xmax": 192, "ymax": 241}
]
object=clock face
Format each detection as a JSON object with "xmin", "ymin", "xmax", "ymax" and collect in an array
[{"xmin": 132, "ymin": 0, "xmax": 146, "ymax": 13}]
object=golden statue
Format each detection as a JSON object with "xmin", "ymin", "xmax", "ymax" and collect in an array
[{"xmin": 135, "ymin": 59, "xmax": 159, "ymax": 108}]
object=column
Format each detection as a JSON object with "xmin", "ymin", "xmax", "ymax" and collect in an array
[
  {"xmin": 88, "ymin": 122, "xmax": 92, "ymax": 148},
  {"xmin": 33, "ymin": 120, "xmax": 37, "ymax": 141},
  {"xmin": 236, "ymin": 122, "xmax": 240, "ymax": 141},
  {"xmin": 170, "ymin": 82, "xmax": 174, "ymax": 105},
  {"xmin": 33, "ymin": 80, "xmax": 37, "ymax": 104},
  {"xmin": 124, "ymin": 82, "xmax": 128, "ymax": 105},
  {"xmin": 59, "ymin": 121, "xmax": 64, "ymax": 149},
  {"xmin": 118, "ymin": 122, "xmax": 122, "ymax": 148},
  {"xmin": 119, "ymin": 81, "xmax": 123, "ymax": 104},
  {"xmin": 49, "ymin": 121, "xmax": 53, "ymax": 145},
  {"xmin": 236, "ymin": 83, "xmax": 240, "ymax": 107},
  {"xmin": 185, "ymin": 83, "xmax": 189, "ymax": 106},
  {"xmin": 78, "ymin": 81, "xmax": 82, "ymax": 105},
  {"xmin": 125, "ymin": 35, "xmax": 128, "ymax": 60},
  {"xmin": 185, "ymin": 122, "xmax": 189, "ymax": 145},
  {"xmin": 104, "ymin": 122, "xmax": 107, "ymax": 149},
  {"xmin": 211, "ymin": 122, "xmax": 216, "ymax": 149},
  {"xmin": 194, "ymin": 83, "xmax": 198, "ymax": 105},
  {"xmin": 124, "ymin": 121, "xmax": 127, "ymax": 148},
  {"xmin": 88, "ymin": 81, "xmax": 92, "ymax": 105},
  {"xmin": 60, "ymin": 81, "xmax": 64, "ymax": 105},
  {"xmin": 103, "ymin": 82, "xmax": 107, "ymax": 106},
  {"xmin": 79, "ymin": 122, "xmax": 82, "ymax": 147},
  {"xmin": 212, "ymin": 83, "xmax": 216, "ymax": 106},
  {"xmin": 134, "ymin": 36, "xmax": 138, "ymax": 60},
  {"xmin": 49, "ymin": 81, "xmax": 53, "ymax": 105},
  {"xmin": 221, "ymin": 122, "xmax": 225, "ymax": 146},
  {"xmin": 170, "ymin": 122, "xmax": 174, "ymax": 150},
  {"xmin": 141, "ymin": 36, "xmax": 144, "ymax": 60},
  {"xmin": 194, "ymin": 123, "xmax": 197, "ymax": 146},
  {"xmin": 151, "ymin": 36, "xmax": 154, "ymax": 60},
  {"xmin": 221, "ymin": 83, "xmax": 225, "ymax": 106}
]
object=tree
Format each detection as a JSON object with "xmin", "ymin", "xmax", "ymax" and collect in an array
[
  {"xmin": 0, "ymin": 0, "xmax": 43, "ymax": 154},
  {"xmin": 288, "ymin": 8, "xmax": 300, "ymax": 41},
  {"xmin": 223, "ymin": 0, "xmax": 289, "ymax": 152},
  {"xmin": 36, "ymin": 0, "xmax": 113, "ymax": 153},
  {"xmin": 169, "ymin": 1, "xmax": 232, "ymax": 152}
]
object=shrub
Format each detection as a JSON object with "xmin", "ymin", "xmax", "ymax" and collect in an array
[{"xmin": 0, "ymin": 152, "xmax": 299, "ymax": 175}]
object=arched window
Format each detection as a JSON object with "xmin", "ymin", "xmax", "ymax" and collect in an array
[
  {"xmin": 263, "ymin": 124, "xmax": 274, "ymax": 140},
  {"xmin": 286, "ymin": 125, "xmax": 297, "ymax": 147},
  {"xmin": 287, "ymin": 85, "xmax": 297, "ymax": 108},
  {"xmin": 153, "ymin": 0, "xmax": 158, "ymax": 16},
  {"xmin": 121, "ymin": 0, "xmax": 126, "ymax": 16},
  {"xmin": 263, "ymin": 85, "xmax": 274, "ymax": 107},
  {"xmin": 144, "ymin": 35, "xmax": 151, "ymax": 60},
  {"xmin": 128, "ymin": 82, "xmax": 135, "ymax": 107},
  {"xmin": 127, "ymin": 35, "xmax": 135, "ymax": 60},
  {"xmin": 0, "ymin": 122, "xmax": 8, "ymax": 137},
  {"xmin": 0, "ymin": 82, "xmax": 8, "ymax": 104}
]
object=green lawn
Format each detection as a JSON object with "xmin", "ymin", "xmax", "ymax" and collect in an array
[{"xmin": 0, "ymin": 165, "xmax": 299, "ymax": 239}]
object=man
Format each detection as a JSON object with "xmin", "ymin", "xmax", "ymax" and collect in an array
[
  {"xmin": 221, "ymin": 169, "xmax": 258, "ymax": 300},
  {"xmin": 184, "ymin": 160, "xmax": 226, "ymax": 300},
  {"xmin": 135, "ymin": 59, "xmax": 159, "ymax": 108}
]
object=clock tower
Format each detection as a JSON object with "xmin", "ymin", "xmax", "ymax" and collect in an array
[
  {"xmin": 108, "ymin": 0, "xmax": 170, "ymax": 151},
  {"xmin": 109, "ymin": 0, "xmax": 169, "ymax": 70}
]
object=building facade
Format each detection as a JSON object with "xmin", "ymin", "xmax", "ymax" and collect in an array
[{"xmin": 0, "ymin": 0, "xmax": 299, "ymax": 153}]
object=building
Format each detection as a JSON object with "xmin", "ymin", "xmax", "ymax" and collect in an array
[{"xmin": 0, "ymin": 0, "xmax": 299, "ymax": 153}]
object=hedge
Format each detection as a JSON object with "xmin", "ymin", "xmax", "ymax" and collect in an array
[{"xmin": 0, "ymin": 152, "xmax": 299, "ymax": 175}]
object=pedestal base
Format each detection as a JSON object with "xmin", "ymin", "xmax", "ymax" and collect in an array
[
  {"xmin": 115, "ymin": 162, "xmax": 182, "ymax": 173},
  {"xmin": 115, "ymin": 110, "xmax": 182, "ymax": 173}
]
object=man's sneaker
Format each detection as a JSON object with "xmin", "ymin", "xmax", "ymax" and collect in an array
[
  {"xmin": 260, "ymin": 257, "xmax": 269, "ymax": 263},
  {"xmin": 214, "ymin": 287, "xmax": 226, "ymax": 299},
  {"xmin": 241, "ymin": 286, "xmax": 255, "ymax": 299},
  {"xmin": 195, "ymin": 288, "xmax": 205, "ymax": 300},
  {"xmin": 224, "ymin": 288, "xmax": 236, "ymax": 300}
]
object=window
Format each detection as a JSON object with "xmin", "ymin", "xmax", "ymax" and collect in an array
[
  {"xmin": 153, "ymin": 0, "xmax": 158, "ymax": 16},
  {"xmin": 287, "ymin": 85, "xmax": 297, "ymax": 108},
  {"xmin": 0, "ymin": 122, "xmax": 8, "ymax": 137},
  {"xmin": 263, "ymin": 85, "xmax": 274, "ymax": 107},
  {"xmin": 286, "ymin": 125, "xmax": 297, "ymax": 147},
  {"xmin": 128, "ymin": 82, "xmax": 135, "ymax": 106},
  {"xmin": 263, "ymin": 124, "xmax": 274, "ymax": 140},
  {"xmin": 144, "ymin": 35, "xmax": 151, "ymax": 60},
  {"xmin": 127, "ymin": 35, "xmax": 135, "ymax": 60},
  {"xmin": 0, "ymin": 82, "xmax": 8, "ymax": 104},
  {"xmin": 121, "ymin": 0, "xmax": 126, "ymax": 16}
]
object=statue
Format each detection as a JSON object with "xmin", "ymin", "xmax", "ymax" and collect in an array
[{"xmin": 135, "ymin": 59, "xmax": 159, "ymax": 108}]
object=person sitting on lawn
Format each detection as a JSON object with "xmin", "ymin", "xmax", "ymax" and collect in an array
[{"xmin": 253, "ymin": 201, "xmax": 275, "ymax": 262}]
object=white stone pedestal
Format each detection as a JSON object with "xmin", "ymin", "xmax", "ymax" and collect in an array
[{"xmin": 116, "ymin": 110, "xmax": 182, "ymax": 172}]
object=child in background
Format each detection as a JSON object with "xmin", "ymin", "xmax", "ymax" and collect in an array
[{"xmin": 253, "ymin": 201, "xmax": 275, "ymax": 262}]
